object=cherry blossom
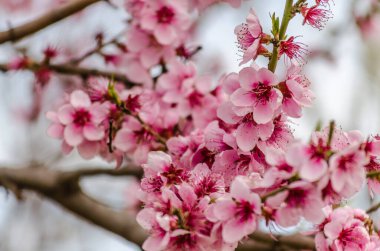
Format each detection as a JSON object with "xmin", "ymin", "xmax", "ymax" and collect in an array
[{"xmin": 210, "ymin": 177, "xmax": 261, "ymax": 243}]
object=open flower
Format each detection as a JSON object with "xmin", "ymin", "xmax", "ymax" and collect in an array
[
  {"xmin": 267, "ymin": 181, "xmax": 324, "ymax": 227},
  {"xmin": 230, "ymin": 67, "xmax": 282, "ymax": 124},
  {"xmin": 234, "ymin": 9, "xmax": 263, "ymax": 65},
  {"xmin": 211, "ymin": 177, "xmax": 261, "ymax": 243},
  {"xmin": 54, "ymin": 90, "xmax": 108, "ymax": 147},
  {"xmin": 140, "ymin": 0, "xmax": 192, "ymax": 45},
  {"xmin": 329, "ymin": 146, "xmax": 367, "ymax": 198}
]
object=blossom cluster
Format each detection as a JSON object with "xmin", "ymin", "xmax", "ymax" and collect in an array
[
  {"xmin": 316, "ymin": 206, "xmax": 379, "ymax": 250},
  {"xmin": 43, "ymin": 0, "xmax": 380, "ymax": 250}
]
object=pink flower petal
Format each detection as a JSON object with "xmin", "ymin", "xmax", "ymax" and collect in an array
[
  {"xmin": 64, "ymin": 124, "xmax": 84, "ymax": 146},
  {"xmin": 83, "ymin": 124, "xmax": 105, "ymax": 141},
  {"xmin": 230, "ymin": 177, "xmax": 251, "ymax": 201},
  {"xmin": 70, "ymin": 90, "xmax": 91, "ymax": 108},
  {"xmin": 154, "ymin": 25, "xmax": 176, "ymax": 45},
  {"xmin": 222, "ymin": 217, "xmax": 255, "ymax": 243},
  {"xmin": 214, "ymin": 200, "xmax": 236, "ymax": 221},
  {"xmin": 257, "ymin": 68, "xmax": 277, "ymax": 86},
  {"xmin": 113, "ymin": 129, "xmax": 136, "ymax": 152},
  {"xmin": 230, "ymin": 88, "xmax": 255, "ymax": 107},
  {"xmin": 238, "ymin": 67, "xmax": 259, "ymax": 90},
  {"xmin": 300, "ymin": 158, "xmax": 328, "ymax": 182},
  {"xmin": 47, "ymin": 123, "xmax": 64, "ymax": 138},
  {"xmin": 253, "ymin": 102, "xmax": 274, "ymax": 124},
  {"xmin": 217, "ymin": 102, "xmax": 241, "ymax": 124},
  {"xmin": 57, "ymin": 104, "xmax": 74, "ymax": 125},
  {"xmin": 236, "ymin": 122, "xmax": 258, "ymax": 152},
  {"xmin": 77, "ymin": 140, "xmax": 99, "ymax": 159}
]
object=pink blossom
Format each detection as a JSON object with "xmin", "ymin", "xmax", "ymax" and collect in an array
[
  {"xmin": 296, "ymin": 140, "xmax": 329, "ymax": 182},
  {"xmin": 211, "ymin": 177, "xmax": 261, "ymax": 243},
  {"xmin": 267, "ymin": 181, "xmax": 324, "ymax": 227},
  {"xmin": 234, "ymin": 9, "xmax": 263, "ymax": 65},
  {"xmin": 54, "ymin": 90, "xmax": 108, "ymax": 147},
  {"xmin": 257, "ymin": 115, "xmax": 293, "ymax": 150},
  {"xmin": 137, "ymin": 208, "xmax": 172, "ymax": 251},
  {"xmin": 279, "ymin": 64, "xmax": 314, "ymax": 118},
  {"xmin": 279, "ymin": 36, "xmax": 308, "ymax": 63},
  {"xmin": 190, "ymin": 163, "xmax": 225, "ymax": 198},
  {"xmin": 301, "ymin": 5, "xmax": 333, "ymax": 30},
  {"xmin": 230, "ymin": 67, "xmax": 282, "ymax": 124},
  {"xmin": 140, "ymin": 0, "xmax": 192, "ymax": 45},
  {"xmin": 316, "ymin": 207, "xmax": 371, "ymax": 251},
  {"xmin": 329, "ymin": 146, "xmax": 367, "ymax": 198},
  {"xmin": 140, "ymin": 151, "xmax": 188, "ymax": 192},
  {"xmin": 112, "ymin": 115, "xmax": 155, "ymax": 165}
]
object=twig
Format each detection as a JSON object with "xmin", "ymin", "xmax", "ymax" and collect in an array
[
  {"xmin": 0, "ymin": 0, "xmax": 102, "ymax": 44},
  {"xmin": 248, "ymin": 231, "xmax": 315, "ymax": 250},
  {"xmin": 69, "ymin": 31, "xmax": 125, "ymax": 65},
  {"xmin": 367, "ymin": 201, "xmax": 380, "ymax": 214},
  {"xmin": 0, "ymin": 62, "xmax": 136, "ymax": 88}
]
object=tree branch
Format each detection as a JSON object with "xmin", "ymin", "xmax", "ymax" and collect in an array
[
  {"xmin": 0, "ymin": 0, "xmax": 102, "ymax": 44},
  {"xmin": 0, "ymin": 166, "xmax": 145, "ymax": 245},
  {"xmin": 0, "ymin": 166, "xmax": 316, "ymax": 250},
  {"xmin": 248, "ymin": 231, "xmax": 315, "ymax": 250},
  {"xmin": 367, "ymin": 201, "xmax": 380, "ymax": 214},
  {"xmin": 0, "ymin": 62, "xmax": 136, "ymax": 87}
]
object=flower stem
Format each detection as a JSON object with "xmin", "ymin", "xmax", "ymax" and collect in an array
[{"xmin": 268, "ymin": 0, "xmax": 294, "ymax": 72}]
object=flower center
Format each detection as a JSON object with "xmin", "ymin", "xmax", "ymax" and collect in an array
[
  {"xmin": 252, "ymin": 83, "xmax": 272, "ymax": 103},
  {"xmin": 287, "ymin": 188, "xmax": 307, "ymax": 207},
  {"xmin": 156, "ymin": 6, "xmax": 175, "ymax": 24},
  {"xmin": 73, "ymin": 109, "xmax": 91, "ymax": 126},
  {"xmin": 236, "ymin": 200, "xmax": 254, "ymax": 222},
  {"xmin": 188, "ymin": 91, "xmax": 203, "ymax": 108}
]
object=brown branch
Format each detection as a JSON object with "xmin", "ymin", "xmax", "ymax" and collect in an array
[
  {"xmin": 0, "ymin": 0, "xmax": 102, "ymax": 44},
  {"xmin": 0, "ymin": 166, "xmax": 317, "ymax": 251},
  {"xmin": 247, "ymin": 231, "xmax": 315, "ymax": 250},
  {"xmin": 367, "ymin": 201, "xmax": 380, "ymax": 214},
  {"xmin": 0, "ymin": 62, "xmax": 136, "ymax": 87},
  {"xmin": 0, "ymin": 166, "xmax": 145, "ymax": 245}
]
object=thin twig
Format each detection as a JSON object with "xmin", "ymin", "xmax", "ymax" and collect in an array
[
  {"xmin": 367, "ymin": 202, "xmax": 380, "ymax": 214},
  {"xmin": 0, "ymin": 62, "xmax": 136, "ymax": 87},
  {"xmin": 0, "ymin": 0, "xmax": 102, "ymax": 44}
]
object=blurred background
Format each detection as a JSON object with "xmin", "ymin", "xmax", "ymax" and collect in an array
[{"xmin": 0, "ymin": 0, "xmax": 379, "ymax": 250}]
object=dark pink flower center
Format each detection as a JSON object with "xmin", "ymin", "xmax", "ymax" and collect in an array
[
  {"xmin": 337, "ymin": 153, "xmax": 355, "ymax": 171},
  {"xmin": 161, "ymin": 164, "xmax": 186, "ymax": 185},
  {"xmin": 188, "ymin": 91, "xmax": 203, "ymax": 108},
  {"xmin": 338, "ymin": 226, "xmax": 367, "ymax": 248},
  {"xmin": 156, "ymin": 6, "xmax": 175, "ymax": 24},
  {"xmin": 309, "ymin": 139, "xmax": 330, "ymax": 160},
  {"xmin": 252, "ymin": 83, "xmax": 272, "ymax": 103},
  {"xmin": 73, "ymin": 109, "xmax": 91, "ymax": 126},
  {"xmin": 365, "ymin": 157, "xmax": 380, "ymax": 172},
  {"xmin": 287, "ymin": 188, "xmax": 307, "ymax": 207},
  {"xmin": 236, "ymin": 200, "xmax": 254, "ymax": 222},
  {"xmin": 173, "ymin": 233, "xmax": 197, "ymax": 249},
  {"xmin": 124, "ymin": 94, "xmax": 141, "ymax": 113},
  {"xmin": 194, "ymin": 176, "xmax": 219, "ymax": 197}
]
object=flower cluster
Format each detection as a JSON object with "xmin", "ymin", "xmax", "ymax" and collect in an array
[
  {"xmin": 43, "ymin": 0, "xmax": 380, "ymax": 250},
  {"xmin": 315, "ymin": 206, "xmax": 378, "ymax": 251}
]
